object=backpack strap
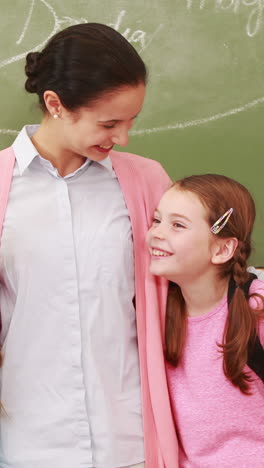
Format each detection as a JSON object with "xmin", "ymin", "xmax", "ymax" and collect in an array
[{"xmin": 227, "ymin": 273, "xmax": 264, "ymax": 382}]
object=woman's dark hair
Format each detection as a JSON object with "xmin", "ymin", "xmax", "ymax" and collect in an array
[
  {"xmin": 25, "ymin": 23, "xmax": 147, "ymax": 112},
  {"xmin": 165, "ymin": 174, "xmax": 264, "ymax": 395}
]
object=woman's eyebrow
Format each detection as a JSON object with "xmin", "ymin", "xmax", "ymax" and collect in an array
[{"xmin": 99, "ymin": 114, "xmax": 139, "ymax": 123}]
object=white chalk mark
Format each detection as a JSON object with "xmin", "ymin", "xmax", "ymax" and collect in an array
[
  {"xmin": 246, "ymin": 2, "xmax": 264, "ymax": 37},
  {"xmin": 58, "ymin": 16, "xmax": 88, "ymax": 26},
  {"xmin": 139, "ymin": 23, "xmax": 164, "ymax": 53},
  {"xmin": 107, "ymin": 9, "xmax": 161, "ymax": 53},
  {"xmin": 217, "ymin": 0, "xmax": 235, "ymax": 11},
  {"xmin": 186, "ymin": 0, "xmax": 193, "ymax": 8},
  {"xmin": 130, "ymin": 30, "xmax": 146, "ymax": 49},
  {"xmin": 108, "ymin": 10, "xmax": 126, "ymax": 31},
  {"xmin": 16, "ymin": 0, "xmax": 36, "ymax": 45},
  {"xmin": 234, "ymin": 0, "xmax": 241, "ymax": 14},
  {"xmin": 200, "ymin": 0, "xmax": 207, "ymax": 9},
  {"xmin": 0, "ymin": 129, "xmax": 19, "ymax": 135},
  {"xmin": 187, "ymin": 0, "xmax": 264, "ymax": 37},
  {"xmin": 2, "ymin": 96, "xmax": 264, "ymax": 138},
  {"xmin": 0, "ymin": 0, "xmax": 59, "ymax": 70},
  {"xmin": 130, "ymin": 96, "xmax": 264, "ymax": 136}
]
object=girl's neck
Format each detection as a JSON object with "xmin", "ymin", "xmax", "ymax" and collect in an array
[{"xmin": 179, "ymin": 273, "xmax": 229, "ymax": 318}]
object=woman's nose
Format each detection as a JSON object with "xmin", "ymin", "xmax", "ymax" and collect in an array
[{"xmin": 111, "ymin": 126, "xmax": 129, "ymax": 147}]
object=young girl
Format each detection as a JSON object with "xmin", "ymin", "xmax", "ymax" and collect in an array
[
  {"xmin": 146, "ymin": 174, "xmax": 264, "ymax": 467},
  {"xmin": 0, "ymin": 23, "xmax": 178, "ymax": 468}
]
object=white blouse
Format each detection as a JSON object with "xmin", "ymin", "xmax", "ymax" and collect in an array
[{"xmin": 0, "ymin": 126, "xmax": 144, "ymax": 468}]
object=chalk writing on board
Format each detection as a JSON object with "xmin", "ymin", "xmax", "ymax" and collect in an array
[
  {"xmin": 1, "ymin": 0, "xmax": 264, "ymax": 138},
  {"xmin": 0, "ymin": 0, "xmax": 164, "ymax": 137},
  {"xmin": 48, "ymin": 10, "xmax": 163, "ymax": 52},
  {"xmin": 131, "ymin": 96, "xmax": 264, "ymax": 135},
  {"xmin": 108, "ymin": 10, "xmax": 164, "ymax": 53},
  {"xmin": 0, "ymin": 0, "xmax": 162, "ymax": 71},
  {"xmin": 2, "ymin": 96, "xmax": 264, "ymax": 137},
  {"xmin": 16, "ymin": 0, "xmax": 35, "ymax": 45},
  {"xmin": 186, "ymin": 0, "xmax": 264, "ymax": 37},
  {"xmin": 0, "ymin": 0, "xmax": 60, "ymax": 69}
]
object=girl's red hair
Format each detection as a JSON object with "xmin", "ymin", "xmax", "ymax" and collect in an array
[{"xmin": 165, "ymin": 174, "xmax": 263, "ymax": 394}]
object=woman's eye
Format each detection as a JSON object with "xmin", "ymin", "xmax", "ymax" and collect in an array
[
  {"xmin": 103, "ymin": 124, "xmax": 116, "ymax": 129},
  {"xmin": 152, "ymin": 218, "xmax": 160, "ymax": 224}
]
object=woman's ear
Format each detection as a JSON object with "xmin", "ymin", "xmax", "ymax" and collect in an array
[
  {"xmin": 43, "ymin": 90, "xmax": 62, "ymax": 118},
  {"xmin": 211, "ymin": 237, "xmax": 238, "ymax": 265}
]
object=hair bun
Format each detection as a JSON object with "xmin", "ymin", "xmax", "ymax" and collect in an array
[{"xmin": 25, "ymin": 52, "xmax": 41, "ymax": 93}]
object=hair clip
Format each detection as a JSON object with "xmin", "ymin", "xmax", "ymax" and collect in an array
[{"xmin": 211, "ymin": 208, "xmax": 233, "ymax": 235}]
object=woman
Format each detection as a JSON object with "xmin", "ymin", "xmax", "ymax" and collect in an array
[{"xmin": 0, "ymin": 23, "xmax": 178, "ymax": 468}]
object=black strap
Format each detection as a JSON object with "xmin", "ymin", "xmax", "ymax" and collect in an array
[
  {"xmin": 227, "ymin": 273, "xmax": 264, "ymax": 382},
  {"xmin": 247, "ymin": 336, "xmax": 264, "ymax": 382}
]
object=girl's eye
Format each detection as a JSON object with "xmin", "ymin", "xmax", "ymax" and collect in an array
[
  {"xmin": 152, "ymin": 217, "xmax": 160, "ymax": 225},
  {"xmin": 173, "ymin": 222, "xmax": 185, "ymax": 229}
]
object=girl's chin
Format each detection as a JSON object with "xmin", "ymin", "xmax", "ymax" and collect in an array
[
  {"xmin": 149, "ymin": 265, "xmax": 177, "ymax": 282},
  {"xmin": 149, "ymin": 265, "xmax": 165, "ymax": 277}
]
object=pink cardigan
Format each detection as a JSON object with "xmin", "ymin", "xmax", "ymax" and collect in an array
[{"xmin": 0, "ymin": 146, "xmax": 179, "ymax": 467}]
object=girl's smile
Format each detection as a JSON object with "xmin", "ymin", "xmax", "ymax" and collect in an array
[{"xmin": 150, "ymin": 248, "xmax": 173, "ymax": 258}]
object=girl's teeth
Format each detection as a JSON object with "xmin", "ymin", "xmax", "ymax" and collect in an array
[
  {"xmin": 99, "ymin": 145, "xmax": 112, "ymax": 149},
  {"xmin": 152, "ymin": 249, "xmax": 170, "ymax": 257}
]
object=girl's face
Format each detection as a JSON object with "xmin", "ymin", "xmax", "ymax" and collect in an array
[
  {"xmin": 54, "ymin": 84, "xmax": 146, "ymax": 161},
  {"xmin": 146, "ymin": 188, "xmax": 218, "ymax": 283}
]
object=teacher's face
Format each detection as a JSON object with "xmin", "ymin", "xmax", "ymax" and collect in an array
[{"xmin": 56, "ymin": 83, "xmax": 146, "ymax": 162}]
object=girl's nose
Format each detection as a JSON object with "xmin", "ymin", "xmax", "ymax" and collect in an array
[
  {"xmin": 146, "ymin": 224, "xmax": 166, "ymax": 249},
  {"xmin": 154, "ymin": 230, "xmax": 165, "ymax": 240},
  {"xmin": 152, "ymin": 224, "xmax": 166, "ymax": 240}
]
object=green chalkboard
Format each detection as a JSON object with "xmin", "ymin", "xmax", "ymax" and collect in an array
[{"xmin": 0, "ymin": 0, "xmax": 263, "ymax": 263}]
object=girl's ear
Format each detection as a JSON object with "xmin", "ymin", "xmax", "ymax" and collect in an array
[{"xmin": 211, "ymin": 237, "xmax": 238, "ymax": 265}]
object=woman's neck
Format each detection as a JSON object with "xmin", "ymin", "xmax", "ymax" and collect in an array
[
  {"xmin": 31, "ymin": 120, "xmax": 86, "ymax": 177},
  {"xmin": 179, "ymin": 272, "xmax": 229, "ymax": 318}
]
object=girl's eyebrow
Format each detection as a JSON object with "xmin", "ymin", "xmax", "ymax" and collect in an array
[
  {"xmin": 154, "ymin": 209, "xmax": 191, "ymax": 223},
  {"xmin": 169, "ymin": 213, "xmax": 191, "ymax": 222}
]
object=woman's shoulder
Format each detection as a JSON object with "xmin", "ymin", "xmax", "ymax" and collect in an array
[
  {"xmin": 111, "ymin": 149, "xmax": 167, "ymax": 172},
  {"xmin": 110, "ymin": 149, "xmax": 171, "ymax": 188},
  {"xmin": 0, "ymin": 146, "xmax": 15, "ymax": 158}
]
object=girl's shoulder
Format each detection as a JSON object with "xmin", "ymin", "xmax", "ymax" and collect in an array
[
  {"xmin": 247, "ymin": 266, "xmax": 264, "ymax": 282},
  {"xmin": 249, "ymin": 278, "xmax": 264, "ymax": 304},
  {"xmin": 249, "ymin": 279, "xmax": 264, "ymax": 346}
]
